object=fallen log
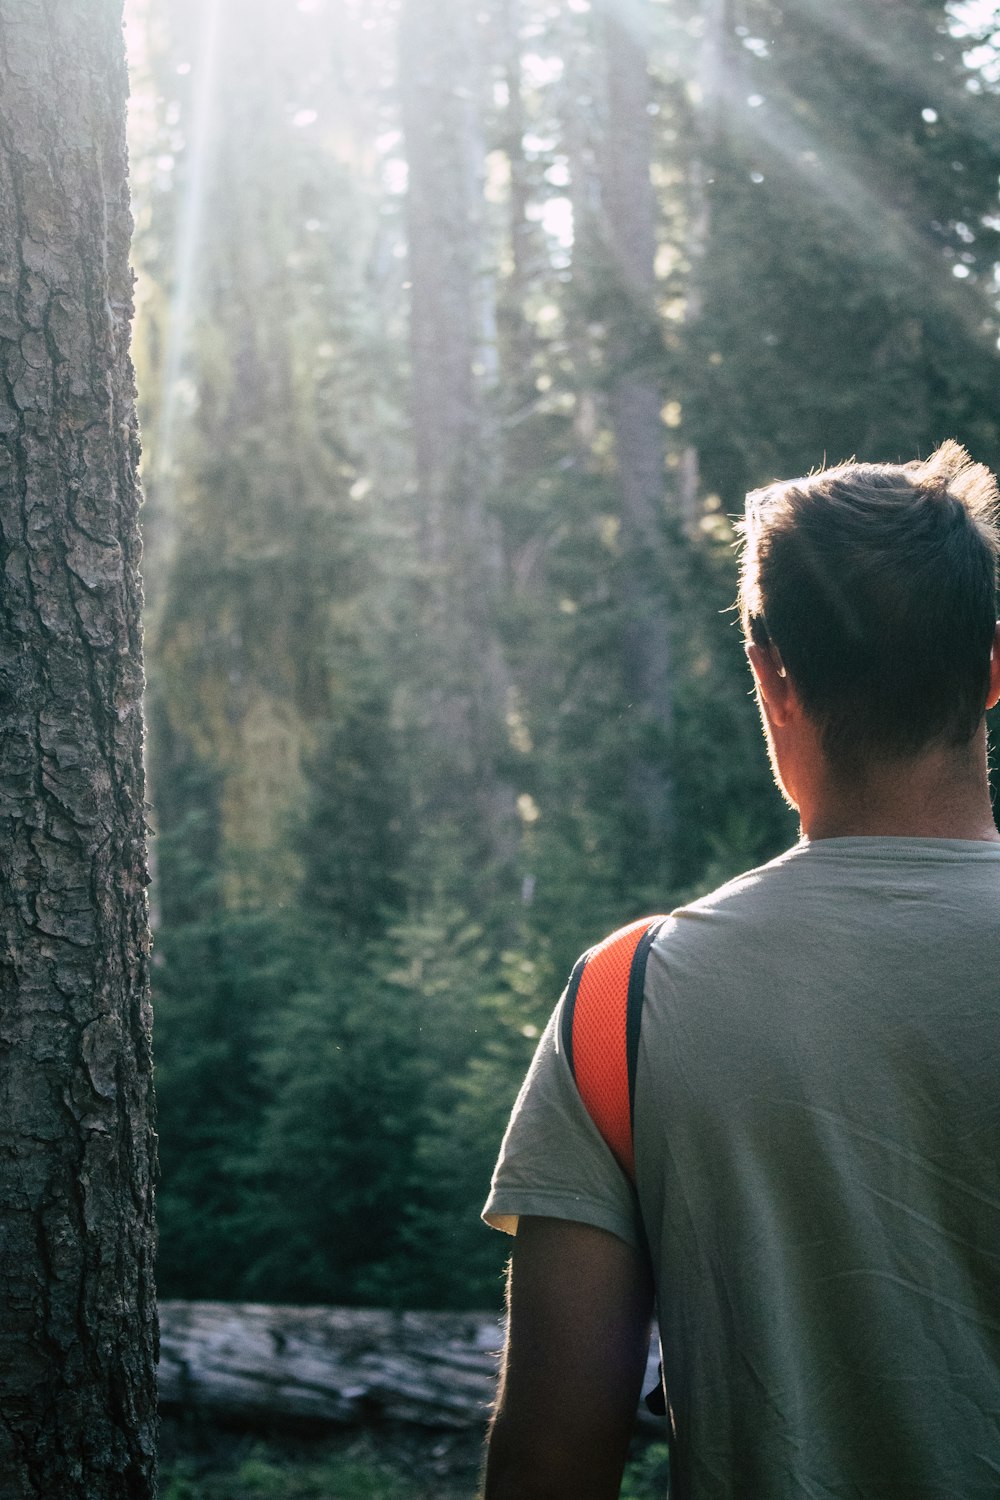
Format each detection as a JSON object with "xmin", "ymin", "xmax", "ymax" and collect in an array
[{"xmin": 157, "ymin": 1301, "xmax": 664, "ymax": 1432}]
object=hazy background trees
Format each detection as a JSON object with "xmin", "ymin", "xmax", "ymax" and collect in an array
[{"xmin": 124, "ymin": 0, "xmax": 1000, "ymax": 1310}]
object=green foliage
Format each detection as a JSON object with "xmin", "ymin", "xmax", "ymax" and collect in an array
[
  {"xmin": 370, "ymin": 921, "xmax": 547, "ymax": 1308},
  {"xmin": 160, "ymin": 1445, "xmax": 409, "ymax": 1500},
  {"xmin": 153, "ymin": 907, "xmax": 295, "ymax": 1298},
  {"xmin": 160, "ymin": 1434, "xmax": 669, "ymax": 1500},
  {"xmin": 249, "ymin": 938, "xmax": 428, "ymax": 1305},
  {"xmin": 230, "ymin": 1451, "xmax": 406, "ymax": 1500},
  {"xmin": 677, "ymin": 0, "xmax": 1000, "ymax": 506},
  {"xmin": 153, "ymin": 871, "xmax": 540, "ymax": 1305},
  {"xmin": 665, "ymin": 521, "xmax": 798, "ymax": 895},
  {"xmin": 298, "ymin": 671, "xmax": 410, "ymax": 944},
  {"xmin": 620, "ymin": 1443, "xmax": 671, "ymax": 1500},
  {"xmin": 136, "ymin": 0, "xmax": 1000, "ymax": 1315}
]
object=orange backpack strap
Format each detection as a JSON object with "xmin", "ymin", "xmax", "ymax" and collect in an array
[{"xmin": 560, "ymin": 916, "xmax": 668, "ymax": 1183}]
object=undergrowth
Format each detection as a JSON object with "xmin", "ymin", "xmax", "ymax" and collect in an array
[{"xmin": 158, "ymin": 1434, "xmax": 670, "ymax": 1499}]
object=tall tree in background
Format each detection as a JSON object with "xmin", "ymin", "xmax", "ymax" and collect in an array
[
  {"xmin": 133, "ymin": 0, "xmax": 415, "ymax": 1300},
  {"xmin": 147, "ymin": 0, "xmax": 373, "ymax": 909},
  {"xmin": 683, "ymin": 0, "xmax": 1000, "ymax": 504},
  {"xmin": 493, "ymin": 0, "xmax": 537, "ymax": 396},
  {"xmin": 0, "ymin": 2, "xmax": 156, "ymax": 1494},
  {"xmin": 399, "ymin": 0, "xmax": 519, "ymax": 892},
  {"xmin": 595, "ymin": 0, "xmax": 674, "ymax": 871}
]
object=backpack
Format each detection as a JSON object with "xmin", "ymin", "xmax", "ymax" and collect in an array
[
  {"xmin": 561, "ymin": 914, "xmax": 669, "ymax": 1183},
  {"xmin": 561, "ymin": 914, "xmax": 671, "ymax": 1417}
]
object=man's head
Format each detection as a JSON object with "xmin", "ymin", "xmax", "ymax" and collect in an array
[{"xmin": 738, "ymin": 442, "xmax": 1000, "ymax": 784}]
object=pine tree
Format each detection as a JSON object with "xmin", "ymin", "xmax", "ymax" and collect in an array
[
  {"xmin": 399, "ymin": 0, "xmax": 520, "ymax": 901},
  {"xmin": 677, "ymin": 0, "xmax": 1000, "ymax": 504},
  {"xmin": 0, "ymin": 2, "xmax": 156, "ymax": 1490}
]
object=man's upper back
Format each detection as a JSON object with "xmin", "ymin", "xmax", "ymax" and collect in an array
[{"xmin": 637, "ymin": 837, "xmax": 1000, "ymax": 1498}]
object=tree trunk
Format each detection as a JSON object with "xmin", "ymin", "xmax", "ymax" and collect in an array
[
  {"xmin": 398, "ymin": 0, "xmax": 519, "ymax": 884},
  {"xmin": 677, "ymin": 0, "xmax": 728, "ymax": 528},
  {"xmin": 0, "ymin": 4, "xmax": 157, "ymax": 1496},
  {"xmin": 596, "ymin": 0, "xmax": 675, "ymax": 862},
  {"xmin": 494, "ymin": 0, "xmax": 536, "ymax": 400},
  {"xmin": 144, "ymin": 0, "xmax": 337, "ymax": 912},
  {"xmin": 158, "ymin": 1301, "xmax": 664, "ymax": 1434}
]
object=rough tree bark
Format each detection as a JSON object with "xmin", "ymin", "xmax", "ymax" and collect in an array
[{"xmin": 0, "ymin": 3, "xmax": 157, "ymax": 1496}]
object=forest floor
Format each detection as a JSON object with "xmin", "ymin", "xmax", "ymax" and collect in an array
[
  {"xmin": 159, "ymin": 1415, "xmax": 671, "ymax": 1499},
  {"xmin": 160, "ymin": 1416, "xmax": 485, "ymax": 1499}
]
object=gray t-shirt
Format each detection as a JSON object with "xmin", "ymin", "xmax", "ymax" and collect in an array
[{"xmin": 484, "ymin": 838, "xmax": 1000, "ymax": 1498}]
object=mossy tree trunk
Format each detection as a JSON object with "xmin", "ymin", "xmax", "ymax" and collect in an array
[{"xmin": 0, "ymin": 2, "xmax": 157, "ymax": 1495}]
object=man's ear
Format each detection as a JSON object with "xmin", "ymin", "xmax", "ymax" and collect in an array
[
  {"xmin": 745, "ymin": 639, "xmax": 796, "ymax": 727},
  {"xmin": 986, "ymin": 621, "xmax": 1000, "ymax": 711}
]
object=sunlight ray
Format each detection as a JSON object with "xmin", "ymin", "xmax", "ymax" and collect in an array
[
  {"xmin": 791, "ymin": 0, "xmax": 1000, "ymax": 147},
  {"xmin": 707, "ymin": 50, "xmax": 997, "ymax": 348},
  {"xmin": 732, "ymin": 101, "xmax": 983, "ymax": 310},
  {"xmin": 153, "ymin": 0, "xmax": 224, "ymax": 531}
]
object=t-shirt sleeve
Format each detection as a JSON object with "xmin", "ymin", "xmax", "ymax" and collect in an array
[{"xmin": 481, "ymin": 989, "xmax": 643, "ymax": 1251}]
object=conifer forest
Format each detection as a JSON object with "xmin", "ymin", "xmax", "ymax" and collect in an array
[{"xmin": 125, "ymin": 0, "xmax": 1000, "ymax": 1317}]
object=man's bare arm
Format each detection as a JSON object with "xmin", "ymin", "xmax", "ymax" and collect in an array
[{"xmin": 483, "ymin": 1215, "xmax": 655, "ymax": 1500}]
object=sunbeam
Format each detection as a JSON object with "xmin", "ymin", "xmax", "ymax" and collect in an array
[
  {"xmin": 152, "ymin": 0, "xmax": 224, "ymax": 538},
  {"xmin": 701, "ymin": 17, "xmax": 999, "ymax": 350},
  {"xmin": 778, "ymin": 0, "xmax": 1000, "ymax": 144}
]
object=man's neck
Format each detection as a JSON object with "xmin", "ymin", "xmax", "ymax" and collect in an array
[{"xmin": 799, "ymin": 735, "xmax": 1000, "ymax": 843}]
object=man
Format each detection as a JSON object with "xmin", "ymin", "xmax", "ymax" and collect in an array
[{"xmin": 482, "ymin": 442, "xmax": 1000, "ymax": 1499}]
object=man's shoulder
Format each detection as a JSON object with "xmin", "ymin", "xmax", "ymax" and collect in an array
[
  {"xmin": 602, "ymin": 846, "xmax": 809, "ymax": 984},
  {"xmin": 669, "ymin": 835, "xmax": 1000, "ymax": 920},
  {"xmin": 648, "ymin": 836, "xmax": 1000, "ymax": 975},
  {"xmin": 588, "ymin": 838, "xmax": 1000, "ymax": 987},
  {"xmin": 669, "ymin": 841, "xmax": 806, "ymax": 920}
]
